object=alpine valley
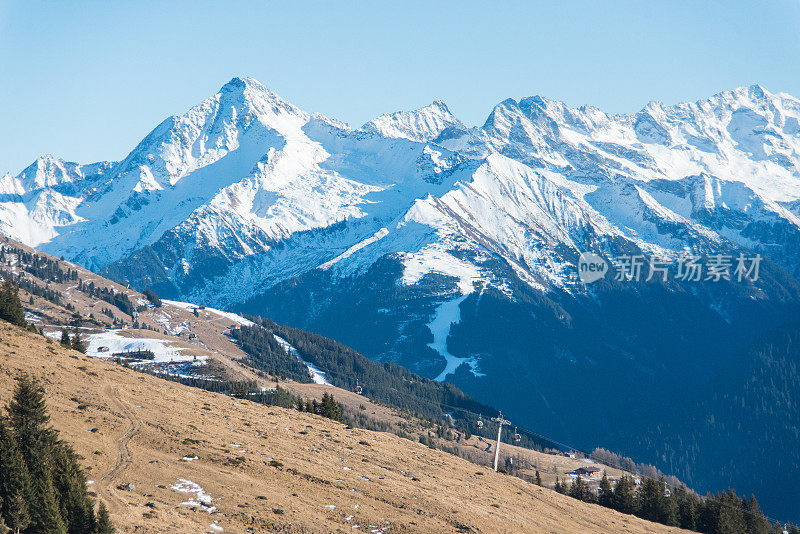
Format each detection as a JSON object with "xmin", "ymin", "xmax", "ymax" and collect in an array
[{"xmin": 4, "ymin": 78, "xmax": 800, "ymax": 520}]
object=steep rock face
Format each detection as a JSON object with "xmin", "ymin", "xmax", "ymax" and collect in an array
[{"xmin": 5, "ymin": 79, "xmax": 800, "ymax": 519}]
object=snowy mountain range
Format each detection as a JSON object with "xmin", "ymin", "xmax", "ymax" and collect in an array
[
  {"xmin": 5, "ymin": 78, "xmax": 800, "ymax": 297},
  {"xmin": 5, "ymin": 77, "xmax": 800, "ymax": 517}
]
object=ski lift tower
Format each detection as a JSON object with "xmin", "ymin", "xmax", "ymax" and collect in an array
[{"xmin": 491, "ymin": 412, "xmax": 511, "ymax": 472}]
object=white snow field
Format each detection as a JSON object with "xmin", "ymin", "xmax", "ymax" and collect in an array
[{"xmin": 85, "ymin": 329, "xmax": 204, "ymax": 364}]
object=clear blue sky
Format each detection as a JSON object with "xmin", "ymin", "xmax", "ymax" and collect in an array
[{"xmin": 2, "ymin": 0, "xmax": 799, "ymax": 175}]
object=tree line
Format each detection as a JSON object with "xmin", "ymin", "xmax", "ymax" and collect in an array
[
  {"xmin": 0, "ymin": 270, "xmax": 62, "ymax": 309},
  {"xmin": 551, "ymin": 471, "xmax": 788, "ymax": 534},
  {"xmin": 77, "ymin": 281, "xmax": 136, "ymax": 316},
  {"xmin": 0, "ymin": 246, "xmax": 143, "ymax": 318},
  {"xmin": 296, "ymin": 392, "xmax": 342, "ymax": 422},
  {"xmin": 141, "ymin": 368, "xmax": 345, "ymax": 423},
  {"xmin": 0, "ymin": 247, "xmax": 78, "ymax": 286}
]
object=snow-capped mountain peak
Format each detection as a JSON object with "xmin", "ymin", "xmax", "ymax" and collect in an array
[
  {"xmin": 362, "ymin": 99, "xmax": 464, "ymax": 142},
  {"xmin": 9, "ymin": 155, "xmax": 85, "ymax": 194},
  {"xmin": 113, "ymin": 76, "xmax": 311, "ymax": 193}
]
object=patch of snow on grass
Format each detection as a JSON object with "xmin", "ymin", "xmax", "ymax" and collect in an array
[
  {"xmin": 154, "ymin": 310, "xmax": 188, "ymax": 336},
  {"xmin": 163, "ymin": 300, "xmax": 254, "ymax": 326},
  {"xmin": 85, "ymin": 329, "xmax": 202, "ymax": 364},
  {"xmin": 171, "ymin": 479, "xmax": 216, "ymax": 513}
]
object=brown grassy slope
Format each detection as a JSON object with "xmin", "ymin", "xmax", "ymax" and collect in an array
[
  {"xmin": 8, "ymin": 236, "xmax": 669, "ymax": 526},
  {"xmin": 0, "ymin": 323, "xmax": 689, "ymax": 534}
]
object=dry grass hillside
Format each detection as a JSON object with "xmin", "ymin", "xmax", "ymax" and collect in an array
[
  {"xmin": 5, "ymin": 235, "xmax": 640, "ymax": 493},
  {"xmin": 0, "ymin": 322, "xmax": 690, "ymax": 534}
]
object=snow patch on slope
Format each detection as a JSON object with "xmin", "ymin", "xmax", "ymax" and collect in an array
[
  {"xmin": 272, "ymin": 334, "xmax": 331, "ymax": 385},
  {"xmin": 163, "ymin": 300, "xmax": 254, "ymax": 326},
  {"xmin": 428, "ymin": 294, "xmax": 483, "ymax": 381},
  {"xmin": 319, "ymin": 227, "xmax": 389, "ymax": 270},
  {"xmin": 85, "ymin": 329, "xmax": 202, "ymax": 364}
]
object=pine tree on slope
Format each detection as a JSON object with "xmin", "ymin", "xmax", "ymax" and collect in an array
[
  {"xmin": 598, "ymin": 472, "xmax": 613, "ymax": 508},
  {"xmin": 612, "ymin": 475, "xmax": 638, "ymax": 515},
  {"xmin": 95, "ymin": 503, "xmax": 113, "ymax": 534},
  {"xmin": 70, "ymin": 329, "xmax": 86, "ymax": 354},
  {"xmin": 60, "ymin": 329, "xmax": 71, "ymax": 348},
  {"xmin": 744, "ymin": 495, "xmax": 771, "ymax": 534},
  {"xmin": 0, "ymin": 280, "xmax": 25, "ymax": 328},
  {"xmin": 0, "ymin": 420, "xmax": 31, "ymax": 534}
]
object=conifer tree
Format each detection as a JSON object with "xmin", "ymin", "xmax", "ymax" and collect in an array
[
  {"xmin": 744, "ymin": 495, "xmax": 770, "ymax": 534},
  {"xmin": 716, "ymin": 490, "xmax": 747, "ymax": 534},
  {"xmin": 30, "ymin": 475, "xmax": 66, "ymax": 534},
  {"xmin": 319, "ymin": 393, "xmax": 342, "ymax": 421},
  {"xmin": 7, "ymin": 376, "xmax": 64, "ymax": 532},
  {"xmin": 8, "ymin": 374, "xmax": 56, "ymax": 459},
  {"xmin": 142, "ymin": 289, "xmax": 161, "ymax": 308},
  {"xmin": 95, "ymin": 503, "xmax": 113, "ymax": 534},
  {"xmin": 0, "ymin": 376, "xmax": 103, "ymax": 532},
  {"xmin": 698, "ymin": 491, "xmax": 718, "ymax": 533},
  {"xmin": 674, "ymin": 485, "xmax": 699, "ymax": 531},
  {"xmin": 637, "ymin": 477, "xmax": 664, "ymax": 522},
  {"xmin": 5, "ymin": 493, "xmax": 29, "ymax": 534},
  {"xmin": 534, "ymin": 470, "xmax": 542, "ymax": 486},
  {"xmin": 568, "ymin": 476, "xmax": 593, "ymax": 502},
  {"xmin": 0, "ymin": 280, "xmax": 25, "ymax": 327},
  {"xmin": 70, "ymin": 329, "xmax": 86, "ymax": 354},
  {"xmin": 655, "ymin": 476, "xmax": 678, "ymax": 526},
  {"xmin": 598, "ymin": 471, "xmax": 613, "ymax": 508},
  {"xmin": 51, "ymin": 445, "xmax": 95, "ymax": 534},
  {"xmin": 60, "ymin": 329, "xmax": 72, "ymax": 348},
  {"xmin": 0, "ymin": 420, "xmax": 31, "ymax": 534},
  {"xmin": 612, "ymin": 475, "xmax": 638, "ymax": 514}
]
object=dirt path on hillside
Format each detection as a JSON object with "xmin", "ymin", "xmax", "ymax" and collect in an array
[{"xmin": 97, "ymin": 385, "xmax": 141, "ymax": 514}]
